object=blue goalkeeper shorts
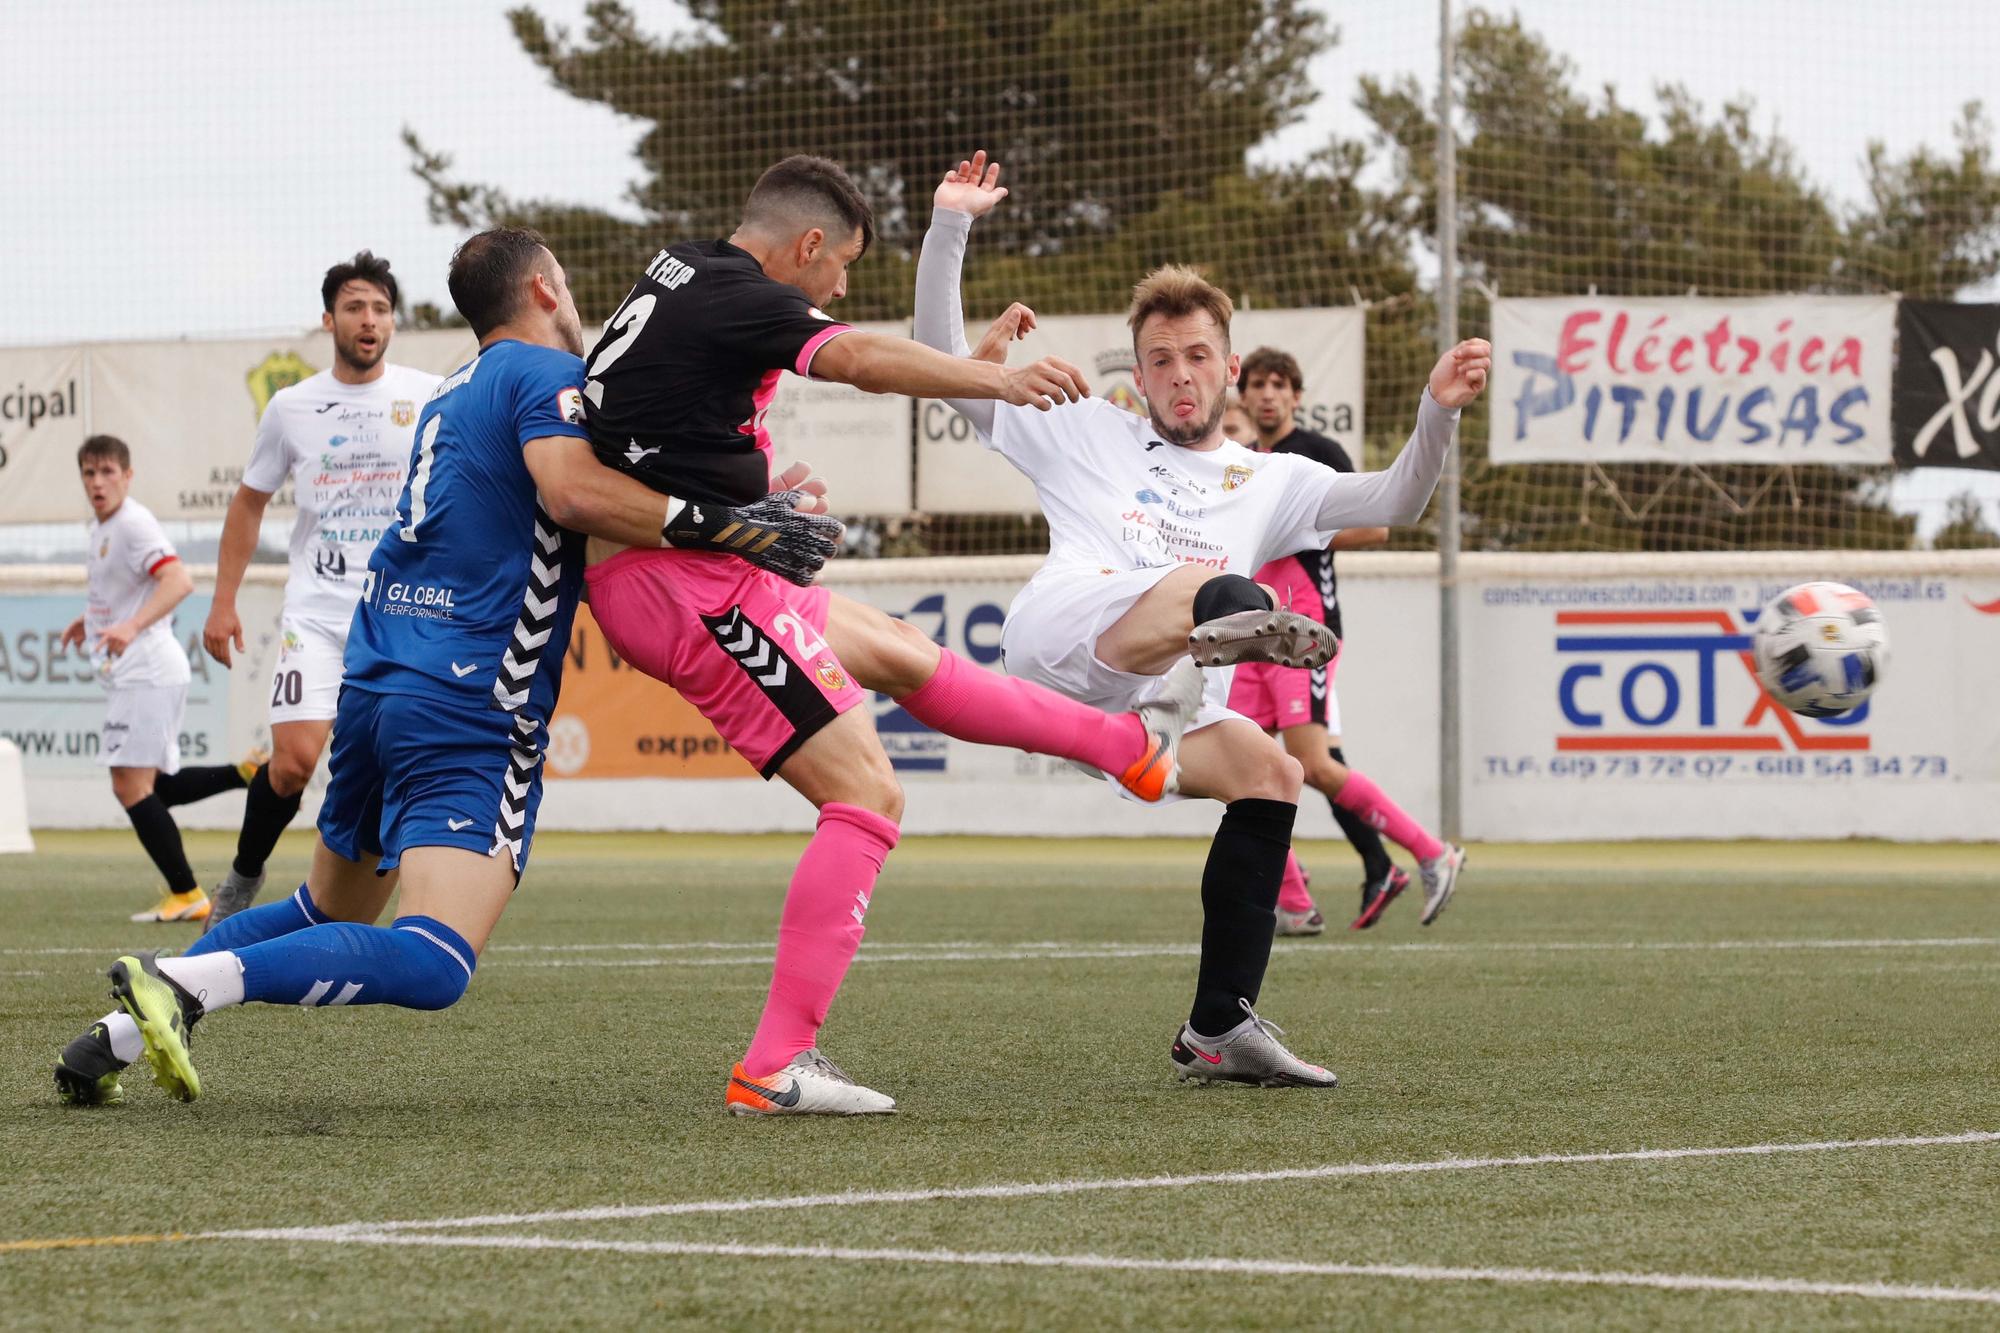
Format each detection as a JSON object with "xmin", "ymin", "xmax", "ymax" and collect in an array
[{"xmin": 317, "ymin": 685, "xmax": 548, "ymax": 876}]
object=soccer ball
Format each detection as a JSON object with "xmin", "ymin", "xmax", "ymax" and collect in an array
[{"xmin": 1750, "ymin": 581, "xmax": 1889, "ymax": 718}]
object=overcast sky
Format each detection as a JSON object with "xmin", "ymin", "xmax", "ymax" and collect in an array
[{"xmin": 4, "ymin": 0, "xmax": 1994, "ymax": 347}]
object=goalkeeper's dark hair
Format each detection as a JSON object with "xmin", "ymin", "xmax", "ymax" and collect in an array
[
  {"xmin": 448, "ymin": 228, "xmax": 554, "ymax": 339},
  {"xmin": 743, "ymin": 155, "xmax": 875, "ymax": 257},
  {"xmin": 321, "ymin": 250, "xmax": 399, "ymax": 313}
]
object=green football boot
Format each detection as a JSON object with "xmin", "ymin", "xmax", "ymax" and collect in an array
[{"xmin": 108, "ymin": 953, "xmax": 203, "ymax": 1102}]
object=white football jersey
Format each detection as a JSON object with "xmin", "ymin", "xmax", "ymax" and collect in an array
[
  {"xmin": 986, "ymin": 397, "xmax": 1347, "ymax": 579},
  {"xmin": 242, "ymin": 363, "xmax": 440, "ymax": 630},
  {"xmin": 84, "ymin": 498, "xmax": 191, "ymax": 690}
]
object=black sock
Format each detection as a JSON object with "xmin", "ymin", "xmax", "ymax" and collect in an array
[
  {"xmin": 152, "ymin": 763, "xmax": 248, "ymax": 808},
  {"xmin": 124, "ymin": 794, "xmax": 197, "ymax": 895},
  {"xmin": 1327, "ymin": 746, "xmax": 1393, "ymax": 881},
  {"xmin": 233, "ymin": 764, "xmax": 304, "ymax": 879},
  {"xmin": 1191, "ymin": 574, "xmax": 1275, "ymax": 624},
  {"xmin": 1190, "ymin": 797, "xmax": 1297, "ymax": 1036}
]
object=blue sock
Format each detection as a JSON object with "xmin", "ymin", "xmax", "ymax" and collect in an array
[
  {"xmin": 235, "ymin": 915, "xmax": 475, "ymax": 1010},
  {"xmin": 187, "ymin": 884, "xmax": 325, "ymax": 957}
]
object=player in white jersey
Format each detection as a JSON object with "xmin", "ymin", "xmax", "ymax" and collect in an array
[
  {"xmin": 201, "ymin": 252, "xmax": 440, "ymax": 924},
  {"xmin": 916, "ymin": 153, "xmax": 1490, "ymax": 1087},
  {"xmin": 64, "ymin": 436, "xmax": 260, "ymax": 924}
]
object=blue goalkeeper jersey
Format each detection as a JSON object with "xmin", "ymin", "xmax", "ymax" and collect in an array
[{"xmin": 342, "ymin": 339, "xmax": 590, "ymax": 723}]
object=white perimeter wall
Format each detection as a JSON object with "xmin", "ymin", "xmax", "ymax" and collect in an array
[{"xmin": 4, "ymin": 550, "xmax": 1997, "ymax": 842}]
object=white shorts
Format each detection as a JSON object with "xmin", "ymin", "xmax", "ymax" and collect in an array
[
  {"xmin": 268, "ymin": 616, "xmax": 346, "ymax": 725},
  {"xmin": 102, "ymin": 684, "xmax": 186, "ymax": 772},
  {"xmin": 1002, "ymin": 565, "xmax": 1254, "ymax": 801}
]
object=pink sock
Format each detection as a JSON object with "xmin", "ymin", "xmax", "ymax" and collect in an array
[
  {"xmin": 1276, "ymin": 851, "xmax": 1315, "ymax": 914},
  {"xmin": 741, "ymin": 802, "xmax": 901, "ymax": 1078},
  {"xmin": 1333, "ymin": 771, "xmax": 1444, "ymax": 862},
  {"xmin": 897, "ymin": 648, "xmax": 1146, "ymax": 776}
]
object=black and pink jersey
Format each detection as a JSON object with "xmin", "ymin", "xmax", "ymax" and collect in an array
[{"xmin": 581, "ymin": 240, "xmax": 854, "ymax": 506}]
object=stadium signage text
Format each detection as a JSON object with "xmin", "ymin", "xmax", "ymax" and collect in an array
[
  {"xmin": 1492, "ymin": 295, "xmax": 1895, "ymax": 465},
  {"xmin": 1892, "ymin": 300, "xmax": 2000, "ymax": 471}
]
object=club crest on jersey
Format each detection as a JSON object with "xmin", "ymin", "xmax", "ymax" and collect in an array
[
  {"xmin": 98, "ymin": 540, "xmax": 109, "ymax": 557},
  {"xmin": 816, "ymin": 659, "xmax": 849, "ymax": 692},
  {"xmin": 391, "ymin": 399, "xmax": 416, "ymax": 427},
  {"xmin": 245, "ymin": 351, "xmax": 317, "ymax": 419},
  {"xmin": 557, "ymin": 386, "xmax": 585, "ymax": 425},
  {"xmin": 1222, "ymin": 464, "xmax": 1254, "ymax": 491}
]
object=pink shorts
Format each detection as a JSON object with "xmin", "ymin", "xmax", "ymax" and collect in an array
[
  {"xmin": 1227, "ymin": 554, "xmax": 1339, "ymax": 732},
  {"xmin": 584, "ymin": 548, "xmax": 866, "ymax": 777}
]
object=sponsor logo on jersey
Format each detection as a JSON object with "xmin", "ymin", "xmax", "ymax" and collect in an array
[
  {"xmin": 246, "ymin": 351, "xmax": 317, "ymax": 419},
  {"xmin": 1554, "ymin": 608, "xmax": 1869, "ymax": 754},
  {"xmin": 391, "ymin": 399, "xmax": 416, "ymax": 427},
  {"xmin": 1222, "ymin": 464, "xmax": 1254, "ymax": 491},
  {"xmin": 380, "ymin": 580, "xmax": 457, "ymax": 620},
  {"xmin": 1135, "ymin": 489, "xmax": 1165, "ymax": 505},
  {"xmin": 557, "ymin": 386, "xmax": 585, "ymax": 425}
]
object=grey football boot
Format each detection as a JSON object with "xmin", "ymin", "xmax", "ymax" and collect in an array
[
  {"xmin": 1188, "ymin": 608, "xmax": 1338, "ymax": 669},
  {"xmin": 1170, "ymin": 999, "xmax": 1339, "ymax": 1088},
  {"xmin": 1417, "ymin": 844, "xmax": 1466, "ymax": 926},
  {"xmin": 204, "ymin": 867, "xmax": 266, "ymax": 929}
]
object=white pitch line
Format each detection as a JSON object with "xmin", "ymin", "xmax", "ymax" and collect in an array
[
  {"xmin": 195, "ymin": 1229, "xmax": 2000, "ymax": 1307},
  {"xmin": 322, "ymin": 1131, "xmax": 2000, "ymax": 1233}
]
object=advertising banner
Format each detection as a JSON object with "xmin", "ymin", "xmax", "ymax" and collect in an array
[
  {"xmin": 0, "ymin": 594, "xmax": 230, "ymax": 777},
  {"xmin": 916, "ymin": 307, "xmax": 1365, "ymax": 513},
  {"xmin": 1462, "ymin": 569, "xmax": 2000, "ymax": 839},
  {"xmin": 0, "ymin": 330, "xmax": 479, "ymax": 523},
  {"xmin": 0, "ymin": 344, "xmax": 90, "ymax": 523},
  {"xmin": 1492, "ymin": 296, "xmax": 1896, "ymax": 465},
  {"xmin": 1892, "ymin": 301, "xmax": 2000, "ymax": 471}
]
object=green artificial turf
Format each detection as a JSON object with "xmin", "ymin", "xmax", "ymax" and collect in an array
[{"xmin": 2, "ymin": 831, "xmax": 1997, "ymax": 1329}]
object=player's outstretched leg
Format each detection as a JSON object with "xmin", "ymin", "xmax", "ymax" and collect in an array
[
  {"xmin": 828, "ymin": 596, "xmax": 1202, "ymax": 802},
  {"xmin": 1274, "ymin": 851, "xmax": 1324, "ymax": 936},
  {"xmin": 55, "ymin": 843, "xmax": 398, "ymax": 1106},
  {"xmin": 150, "ymin": 761, "xmax": 250, "ymax": 808},
  {"xmin": 1165, "ymin": 722, "xmax": 1338, "ymax": 1088}
]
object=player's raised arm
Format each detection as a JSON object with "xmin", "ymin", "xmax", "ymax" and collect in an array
[
  {"xmin": 1309, "ymin": 339, "xmax": 1491, "ymax": 531},
  {"xmin": 807, "ymin": 327, "xmax": 1086, "ymax": 412},
  {"xmin": 910, "ymin": 152, "xmax": 1082, "ymax": 435}
]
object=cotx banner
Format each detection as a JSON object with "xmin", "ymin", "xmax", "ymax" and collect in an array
[{"xmin": 1892, "ymin": 301, "xmax": 2000, "ymax": 471}]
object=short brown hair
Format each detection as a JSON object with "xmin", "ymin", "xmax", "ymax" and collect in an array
[
  {"xmin": 1238, "ymin": 347, "xmax": 1303, "ymax": 394},
  {"xmin": 1127, "ymin": 265, "xmax": 1233, "ymax": 348},
  {"xmin": 77, "ymin": 435, "xmax": 131, "ymax": 470},
  {"xmin": 744, "ymin": 155, "xmax": 875, "ymax": 257}
]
